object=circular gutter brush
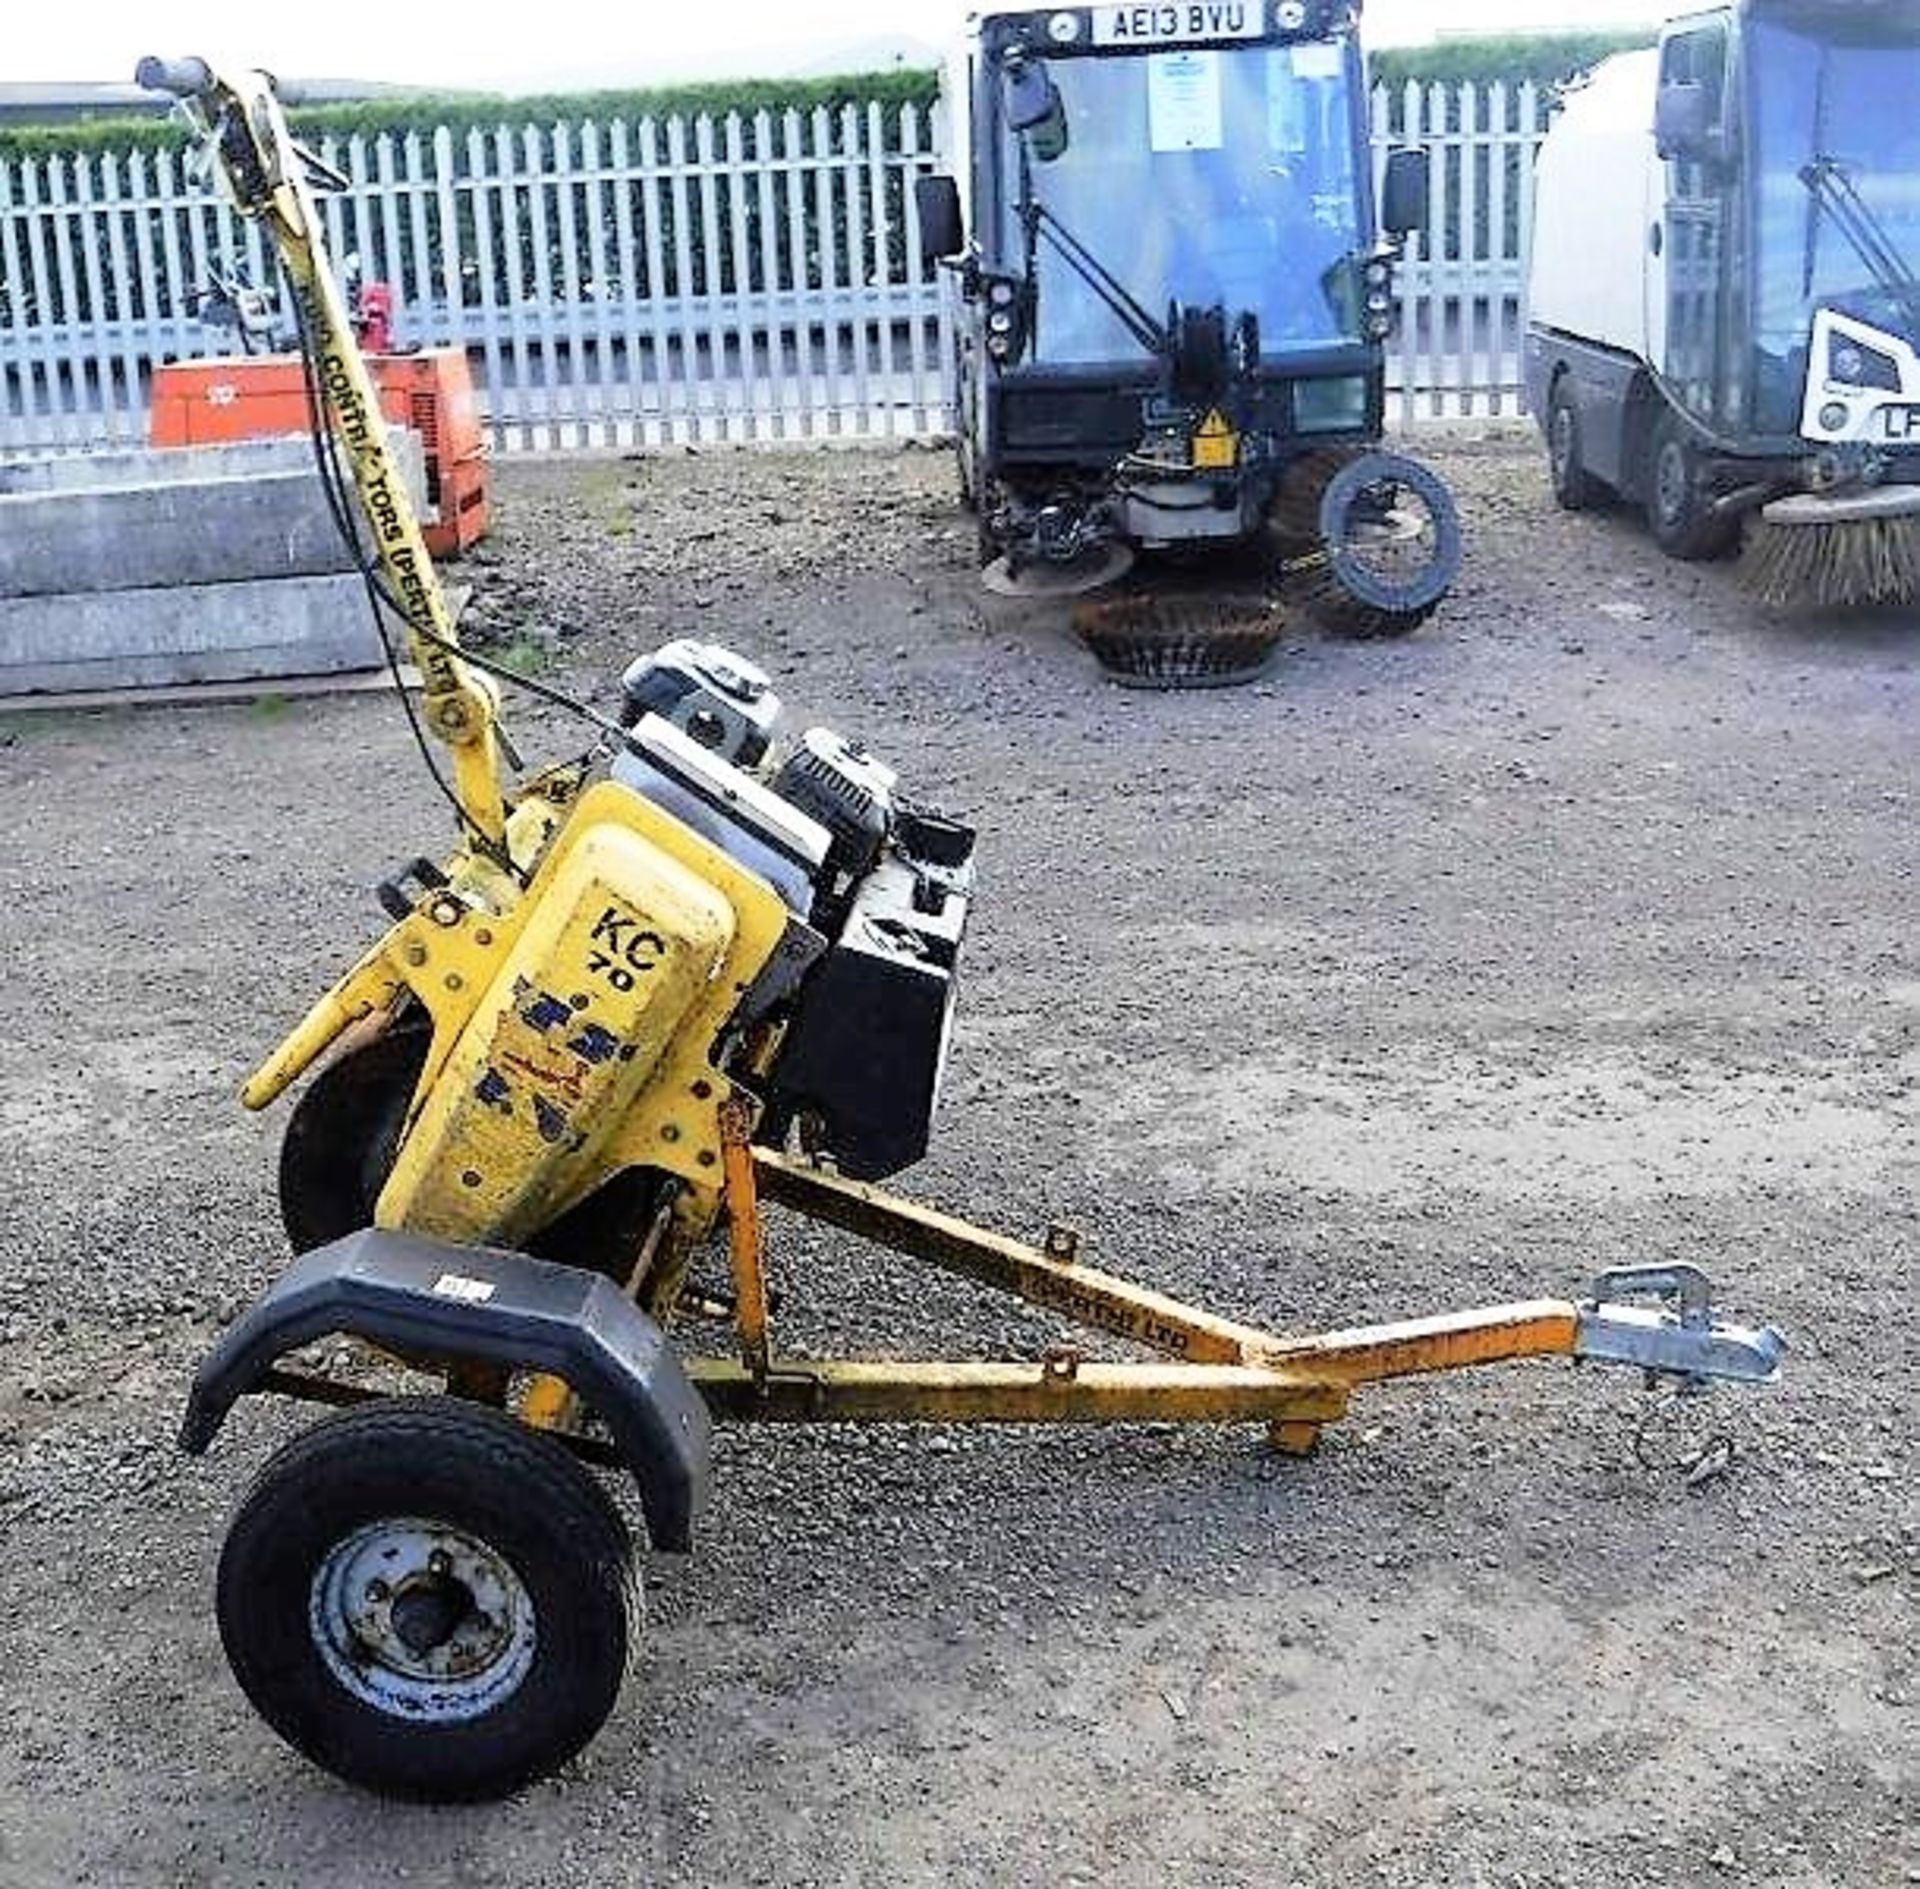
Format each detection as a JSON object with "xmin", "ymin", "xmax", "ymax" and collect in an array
[
  {"xmin": 1072, "ymin": 593, "xmax": 1286, "ymax": 689},
  {"xmin": 1737, "ymin": 484, "xmax": 1920, "ymax": 610},
  {"xmin": 981, "ymin": 542, "xmax": 1134, "ymax": 598}
]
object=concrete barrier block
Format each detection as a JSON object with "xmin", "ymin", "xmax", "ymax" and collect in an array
[
  {"xmin": 0, "ymin": 428, "xmax": 432, "ymax": 694},
  {"xmin": 0, "ymin": 429, "xmax": 427, "ymax": 598},
  {"xmin": 0, "ymin": 572, "xmax": 404, "ymax": 693},
  {"xmin": 0, "ymin": 434, "xmax": 332, "ymax": 495}
]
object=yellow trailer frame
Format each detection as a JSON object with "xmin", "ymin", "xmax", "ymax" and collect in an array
[
  {"xmin": 686, "ymin": 1140, "xmax": 1779, "ymax": 1451},
  {"xmin": 251, "ymin": 1123, "xmax": 1782, "ymax": 1458}
]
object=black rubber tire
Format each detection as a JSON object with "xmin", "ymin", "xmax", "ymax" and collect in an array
[
  {"xmin": 217, "ymin": 1398, "xmax": 637, "ymax": 1801},
  {"xmin": 279, "ymin": 1025, "xmax": 664, "ymax": 1280},
  {"xmin": 278, "ymin": 1023, "xmax": 431, "ymax": 1254},
  {"xmin": 1547, "ymin": 380, "xmax": 1604, "ymax": 511},
  {"xmin": 1645, "ymin": 411, "xmax": 1736, "ymax": 560},
  {"xmin": 1290, "ymin": 450, "xmax": 1462, "ymax": 639}
]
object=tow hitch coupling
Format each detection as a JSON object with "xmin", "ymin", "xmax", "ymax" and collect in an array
[{"xmin": 1575, "ymin": 1263, "xmax": 1787, "ymax": 1390}]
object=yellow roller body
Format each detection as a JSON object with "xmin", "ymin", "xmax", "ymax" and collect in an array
[{"xmin": 374, "ymin": 780, "xmax": 788, "ymax": 1246}]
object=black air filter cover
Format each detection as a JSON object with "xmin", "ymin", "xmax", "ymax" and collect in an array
[{"xmin": 768, "ymin": 853, "xmax": 969, "ymax": 1181}]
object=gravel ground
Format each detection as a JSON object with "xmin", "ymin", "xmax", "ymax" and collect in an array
[{"xmin": 0, "ymin": 434, "xmax": 1913, "ymax": 1887}]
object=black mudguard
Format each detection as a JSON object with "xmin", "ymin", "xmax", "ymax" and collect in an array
[{"xmin": 179, "ymin": 1228, "xmax": 710, "ymax": 1552}]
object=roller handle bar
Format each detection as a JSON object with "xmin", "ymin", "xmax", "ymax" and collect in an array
[{"xmin": 135, "ymin": 56, "xmax": 213, "ymax": 98}]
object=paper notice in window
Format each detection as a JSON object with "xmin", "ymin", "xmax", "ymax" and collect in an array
[{"xmin": 1148, "ymin": 50, "xmax": 1223, "ymax": 152}]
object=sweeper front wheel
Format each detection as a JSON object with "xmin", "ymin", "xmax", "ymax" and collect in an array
[
  {"xmin": 216, "ymin": 1397, "xmax": 638, "ymax": 1801},
  {"xmin": 1547, "ymin": 380, "xmax": 1605, "ymax": 512},
  {"xmin": 1645, "ymin": 412, "xmax": 1737, "ymax": 560}
]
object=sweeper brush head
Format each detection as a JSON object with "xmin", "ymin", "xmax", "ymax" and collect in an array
[
  {"xmin": 1738, "ymin": 487, "xmax": 1920, "ymax": 610},
  {"xmin": 1072, "ymin": 593, "xmax": 1285, "ymax": 688}
]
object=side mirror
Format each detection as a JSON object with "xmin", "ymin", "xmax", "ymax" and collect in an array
[
  {"xmin": 1003, "ymin": 58, "xmax": 1069, "ymax": 163},
  {"xmin": 1654, "ymin": 81, "xmax": 1711, "ymax": 160},
  {"xmin": 915, "ymin": 174, "xmax": 964, "ymax": 266},
  {"xmin": 1381, "ymin": 148, "xmax": 1428, "ymax": 239}
]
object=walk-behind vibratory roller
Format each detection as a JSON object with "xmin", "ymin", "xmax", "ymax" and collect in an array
[{"xmin": 139, "ymin": 53, "xmax": 1784, "ymax": 1802}]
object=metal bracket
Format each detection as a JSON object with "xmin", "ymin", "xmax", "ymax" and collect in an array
[{"xmin": 1575, "ymin": 1263, "xmax": 1786, "ymax": 1389}]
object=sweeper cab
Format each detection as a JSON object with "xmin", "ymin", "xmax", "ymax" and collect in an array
[
  {"xmin": 1525, "ymin": 0, "xmax": 1920, "ymax": 606},
  {"xmin": 915, "ymin": 3, "xmax": 1462, "ymax": 637}
]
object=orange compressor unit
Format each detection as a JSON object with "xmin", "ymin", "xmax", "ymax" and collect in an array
[{"xmin": 150, "ymin": 347, "xmax": 490, "ymax": 558}]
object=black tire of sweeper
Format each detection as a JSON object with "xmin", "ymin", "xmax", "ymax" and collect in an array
[
  {"xmin": 1295, "ymin": 450, "xmax": 1462, "ymax": 639},
  {"xmin": 216, "ymin": 1397, "xmax": 638, "ymax": 1802},
  {"xmin": 953, "ymin": 340, "xmax": 979, "ymax": 514},
  {"xmin": 1547, "ymin": 379, "xmax": 1605, "ymax": 511},
  {"xmin": 1645, "ymin": 411, "xmax": 1736, "ymax": 560}
]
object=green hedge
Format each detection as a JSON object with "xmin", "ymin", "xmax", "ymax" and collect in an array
[
  {"xmin": 0, "ymin": 35, "xmax": 1652, "ymax": 162},
  {"xmin": 0, "ymin": 69, "xmax": 943, "ymax": 160},
  {"xmin": 1371, "ymin": 31, "xmax": 1654, "ymax": 91}
]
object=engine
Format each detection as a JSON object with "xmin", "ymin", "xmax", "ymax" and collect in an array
[{"xmin": 611, "ymin": 640, "xmax": 974, "ymax": 1180}]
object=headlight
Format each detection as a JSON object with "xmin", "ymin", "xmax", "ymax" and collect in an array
[
  {"xmin": 1827, "ymin": 330, "xmax": 1901, "ymax": 392},
  {"xmin": 1275, "ymin": 0, "xmax": 1309, "ymax": 27},
  {"xmin": 1047, "ymin": 10, "xmax": 1082, "ymax": 41},
  {"xmin": 1818, "ymin": 401, "xmax": 1850, "ymax": 431}
]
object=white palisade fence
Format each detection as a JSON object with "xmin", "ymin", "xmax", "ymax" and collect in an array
[{"xmin": 0, "ymin": 83, "xmax": 1549, "ymax": 458}]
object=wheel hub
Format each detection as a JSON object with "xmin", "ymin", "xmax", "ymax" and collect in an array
[
  {"xmin": 1656, "ymin": 441, "xmax": 1689, "ymax": 525},
  {"xmin": 1551, "ymin": 406, "xmax": 1574, "ymax": 477},
  {"xmin": 310, "ymin": 1516, "xmax": 536, "ymax": 1721}
]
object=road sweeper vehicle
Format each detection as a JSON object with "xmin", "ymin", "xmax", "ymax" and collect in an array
[
  {"xmin": 915, "ymin": 3, "xmax": 1462, "ymax": 637},
  {"xmin": 138, "ymin": 53, "xmax": 1783, "ymax": 1803},
  {"xmin": 1525, "ymin": 0, "xmax": 1920, "ymax": 607}
]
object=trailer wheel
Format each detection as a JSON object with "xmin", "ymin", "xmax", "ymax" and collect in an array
[
  {"xmin": 1547, "ymin": 381, "xmax": 1604, "ymax": 511},
  {"xmin": 1646, "ymin": 413, "xmax": 1735, "ymax": 560},
  {"xmin": 217, "ymin": 1397, "xmax": 637, "ymax": 1801}
]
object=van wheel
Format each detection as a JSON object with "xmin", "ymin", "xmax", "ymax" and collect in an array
[
  {"xmin": 1547, "ymin": 381, "xmax": 1604, "ymax": 511},
  {"xmin": 1646, "ymin": 413, "xmax": 1735, "ymax": 559}
]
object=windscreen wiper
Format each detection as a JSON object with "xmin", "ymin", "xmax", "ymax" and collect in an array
[
  {"xmin": 1017, "ymin": 194, "xmax": 1169, "ymax": 358},
  {"xmin": 1800, "ymin": 156, "xmax": 1920, "ymax": 330}
]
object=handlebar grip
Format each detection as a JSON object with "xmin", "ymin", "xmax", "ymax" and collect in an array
[{"xmin": 135, "ymin": 55, "xmax": 213, "ymax": 97}]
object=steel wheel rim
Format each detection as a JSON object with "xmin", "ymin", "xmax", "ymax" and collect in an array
[
  {"xmin": 1333, "ymin": 480, "xmax": 1438, "ymax": 589},
  {"xmin": 309, "ymin": 1515, "xmax": 537, "ymax": 1723},
  {"xmin": 1655, "ymin": 439, "xmax": 1690, "ymax": 529},
  {"xmin": 1550, "ymin": 403, "xmax": 1575, "ymax": 484}
]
